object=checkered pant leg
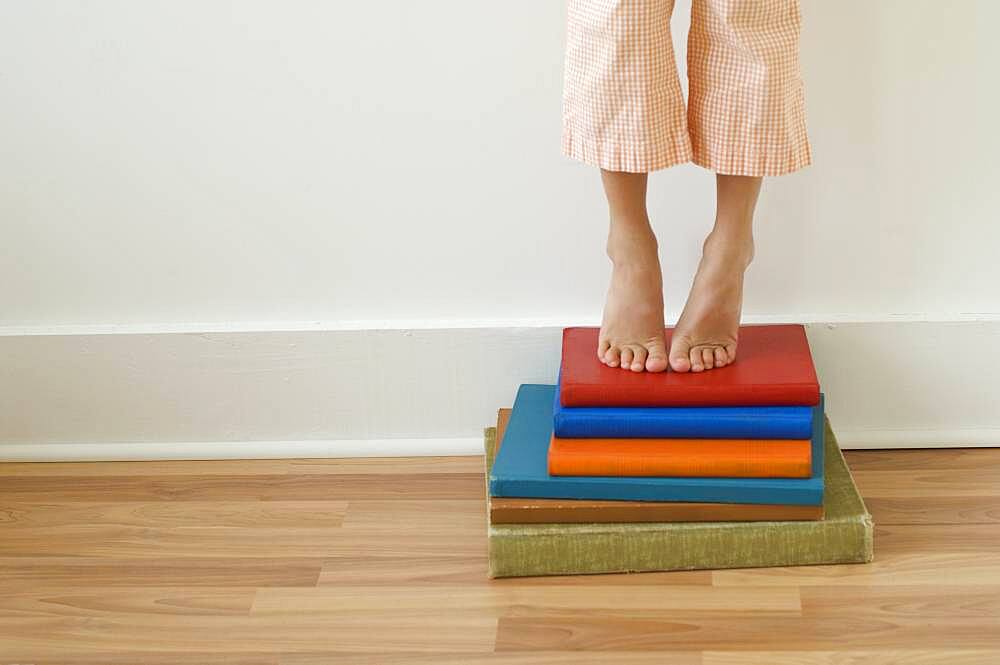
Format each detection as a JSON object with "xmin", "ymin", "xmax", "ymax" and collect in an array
[
  {"xmin": 562, "ymin": 0, "xmax": 811, "ymax": 176},
  {"xmin": 562, "ymin": 0, "xmax": 694, "ymax": 173},
  {"xmin": 687, "ymin": 0, "xmax": 812, "ymax": 176}
]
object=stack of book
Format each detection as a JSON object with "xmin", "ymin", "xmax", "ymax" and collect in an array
[{"xmin": 486, "ymin": 324, "xmax": 873, "ymax": 578}]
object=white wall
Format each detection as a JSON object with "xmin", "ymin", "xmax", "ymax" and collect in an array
[
  {"xmin": 3, "ymin": 0, "xmax": 997, "ymax": 329},
  {"xmin": 2, "ymin": 2, "xmax": 999, "ymax": 457}
]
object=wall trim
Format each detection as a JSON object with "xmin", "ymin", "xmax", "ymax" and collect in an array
[
  {"xmin": 835, "ymin": 428, "xmax": 1000, "ymax": 449},
  {"xmin": 2, "ymin": 320, "xmax": 999, "ymax": 460},
  {"xmin": 1, "ymin": 428, "xmax": 999, "ymax": 462},
  {"xmin": 0, "ymin": 438, "xmax": 486, "ymax": 462}
]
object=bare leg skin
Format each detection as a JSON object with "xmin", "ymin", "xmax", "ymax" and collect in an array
[
  {"xmin": 597, "ymin": 169, "xmax": 669, "ymax": 373},
  {"xmin": 668, "ymin": 174, "xmax": 761, "ymax": 372}
]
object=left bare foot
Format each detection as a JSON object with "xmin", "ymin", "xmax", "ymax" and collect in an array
[{"xmin": 669, "ymin": 230, "xmax": 754, "ymax": 372}]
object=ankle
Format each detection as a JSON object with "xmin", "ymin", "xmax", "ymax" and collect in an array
[
  {"xmin": 702, "ymin": 228, "xmax": 755, "ymax": 268},
  {"xmin": 607, "ymin": 223, "xmax": 659, "ymax": 267}
]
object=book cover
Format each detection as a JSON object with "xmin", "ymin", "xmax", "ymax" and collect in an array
[
  {"xmin": 489, "ymin": 384, "xmax": 825, "ymax": 505},
  {"xmin": 552, "ymin": 377, "xmax": 814, "ymax": 439},
  {"xmin": 485, "ymin": 416, "xmax": 873, "ymax": 578},
  {"xmin": 548, "ymin": 433, "xmax": 811, "ymax": 478},
  {"xmin": 559, "ymin": 324, "xmax": 820, "ymax": 407},
  {"xmin": 492, "ymin": 409, "xmax": 824, "ymax": 524}
]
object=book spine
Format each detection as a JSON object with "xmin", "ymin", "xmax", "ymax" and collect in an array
[
  {"xmin": 553, "ymin": 413, "xmax": 812, "ymax": 439},
  {"xmin": 488, "ymin": 515, "xmax": 873, "ymax": 578},
  {"xmin": 489, "ymin": 502, "xmax": 825, "ymax": 524},
  {"xmin": 547, "ymin": 439, "xmax": 812, "ymax": 478},
  {"xmin": 561, "ymin": 383, "xmax": 821, "ymax": 408},
  {"xmin": 491, "ymin": 476, "xmax": 825, "ymax": 505}
]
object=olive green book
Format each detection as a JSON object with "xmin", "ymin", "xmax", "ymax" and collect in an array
[{"xmin": 485, "ymin": 416, "xmax": 873, "ymax": 578}]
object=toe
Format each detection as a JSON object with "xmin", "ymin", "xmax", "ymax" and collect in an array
[
  {"xmin": 724, "ymin": 343, "xmax": 737, "ymax": 364},
  {"xmin": 668, "ymin": 338, "xmax": 691, "ymax": 372},
  {"xmin": 629, "ymin": 345, "xmax": 647, "ymax": 372},
  {"xmin": 645, "ymin": 337, "xmax": 668, "ymax": 372},
  {"xmin": 714, "ymin": 346, "xmax": 728, "ymax": 368},
  {"xmin": 619, "ymin": 346, "xmax": 634, "ymax": 370},
  {"xmin": 701, "ymin": 347, "xmax": 715, "ymax": 370},
  {"xmin": 605, "ymin": 345, "xmax": 621, "ymax": 368},
  {"xmin": 597, "ymin": 338, "xmax": 611, "ymax": 363},
  {"xmin": 689, "ymin": 347, "xmax": 704, "ymax": 372}
]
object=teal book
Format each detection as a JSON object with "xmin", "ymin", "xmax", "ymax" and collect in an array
[{"xmin": 485, "ymin": 416, "xmax": 873, "ymax": 578}]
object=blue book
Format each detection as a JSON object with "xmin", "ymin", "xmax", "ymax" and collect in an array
[
  {"xmin": 553, "ymin": 376, "xmax": 813, "ymax": 439},
  {"xmin": 490, "ymin": 384, "xmax": 825, "ymax": 505}
]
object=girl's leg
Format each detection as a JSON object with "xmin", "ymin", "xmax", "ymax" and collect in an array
[
  {"xmin": 598, "ymin": 169, "xmax": 668, "ymax": 373},
  {"xmin": 668, "ymin": 175, "xmax": 760, "ymax": 372},
  {"xmin": 562, "ymin": 0, "xmax": 690, "ymax": 371},
  {"xmin": 670, "ymin": 0, "xmax": 810, "ymax": 371}
]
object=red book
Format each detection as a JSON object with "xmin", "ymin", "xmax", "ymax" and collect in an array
[{"xmin": 560, "ymin": 324, "xmax": 820, "ymax": 407}]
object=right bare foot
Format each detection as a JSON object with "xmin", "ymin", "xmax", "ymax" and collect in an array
[{"xmin": 598, "ymin": 224, "xmax": 668, "ymax": 372}]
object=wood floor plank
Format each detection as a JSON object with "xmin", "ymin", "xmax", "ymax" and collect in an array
[
  {"xmin": 0, "ymin": 456, "xmax": 484, "ymax": 478},
  {"xmin": 799, "ymin": 585, "xmax": 1000, "ymax": 618},
  {"xmin": 844, "ymin": 448, "xmax": 1000, "ymax": 471},
  {"xmin": 0, "ymin": 653, "xmax": 282, "ymax": 665},
  {"xmin": 865, "ymin": 496, "xmax": 1000, "ymax": 524},
  {"xmin": 851, "ymin": 468, "xmax": 1000, "ymax": 497},
  {"xmin": 0, "ymin": 557, "xmax": 321, "ymax": 587},
  {"xmin": 0, "ymin": 525, "xmax": 482, "ymax": 557},
  {"xmin": 0, "ymin": 586, "xmax": 255, "ymax": 617},
  {"xmin": 494, "ymin": 616, "xmax": 1000, "ymax": 651},
  {"xmin": 342, "ymin": 499, "xmax": 485, "ymax": 530},
  {"xmin": 873, "ymin": 524, "xmax": 1000, "ymax": 555},
  {"xmin": 252, "ymin": 585, "xmax": 801, "ymax": 617},
  {"xmin": 318, "ymin": 556, "xmax": 490, "ymax": 586},
  {"xmin": 0, "ymin": 501, "xmax": 347, "ymax": 529},
  {"xmin": 0, "ymin": 473, "xmax": 485, "ymax": 501},
  {"xmin": 0, "ymin": 615, "xmax": 498, "ymax": 653},
  {"xmin": 0, "ymin": 653, "xmax": 698, "ymax": 665},
  {"xmin": 0, "ymin": 460, "xmax": 294, "ymax": 477},
  {"xmin": 276, "ymin": 652, "xmax": 701, "ymax": 664},
  {"xmin": 703, "ymin": 650, "xmax": 1000, "ymax": 665}
]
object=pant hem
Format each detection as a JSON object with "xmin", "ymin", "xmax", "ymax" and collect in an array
[
  {"xmin": 561, "ymin": 127, "xmax": 694, "ymax": 174},
  {"xmin": 690, "ymin": 142, "xmax": 813, "ymax": 177}
]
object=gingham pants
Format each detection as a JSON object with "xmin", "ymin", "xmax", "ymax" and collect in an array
[{"xmin": 562, "ymin": 0, "xmax": 811, "ymax": 176}]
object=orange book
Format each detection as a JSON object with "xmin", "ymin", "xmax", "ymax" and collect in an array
[{"xmin": 548, "ymin": 434, "xmax": 811, "ymax": 478}]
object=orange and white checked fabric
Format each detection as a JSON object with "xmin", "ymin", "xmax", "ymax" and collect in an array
[{"xmin": 562, "ymin": 0, "xmax": 812, "ymax": 176}]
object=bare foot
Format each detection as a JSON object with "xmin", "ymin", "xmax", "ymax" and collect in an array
[
  {"xmin": 668, "ymin": 230, "xmax": 754, "ymax": 372},
  {"xmin": 598, "ymin": 225, "xmax": 669, "ymax": 373}
]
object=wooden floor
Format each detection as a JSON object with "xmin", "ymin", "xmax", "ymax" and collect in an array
[{"xmin": 1, "ymin": 447, "xmax": 999, "ymax": 664}]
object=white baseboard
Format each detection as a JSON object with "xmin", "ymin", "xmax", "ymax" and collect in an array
[
  {"xmin": 0, "ymin": 438, "xmax": 486, "ymax": 462},
  {"xmin": 1, "ymin": 319, "xmax": 998, "ymax": 460},
  {"xmin": 835, "ymin": 428, "xmax": 1000, "ymax": 449}
]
